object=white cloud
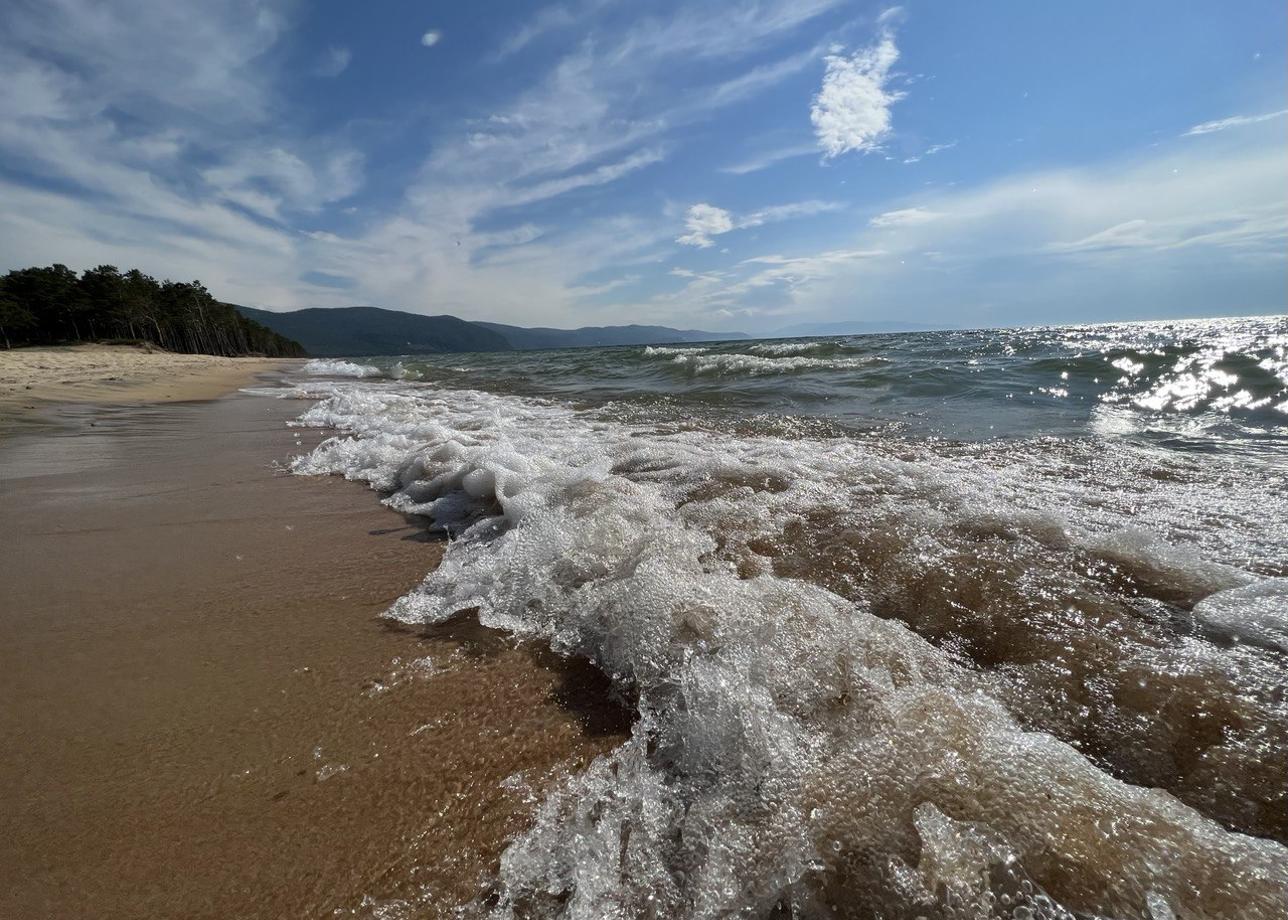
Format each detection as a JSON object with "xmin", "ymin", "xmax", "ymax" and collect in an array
[
  {"xmin": 492, "ymin": 0, "xmax": 622, "ymax": 60},
  {"xmin": 735, "ymin": 248, "xmax": 884, "ymax": 288},
  {"xmin": 705, "ymin": 45, "xmax": 824, "ymax": 108},
  {"xmin": 677, "ymin": 204, "xmax": 734, "ymax": 248},
  {"xmin": 421, "ymin": 30, "xmax": 442, "ymax": 48},
  {"xmin": 568, "ymin": 274, "xmax": 641, "ymax": 297},
  {"xmin": 676, "ymin": 200, "xmax": 842, "ymax": 247},
  {"xmin": 509, "ymin": 148, "xmax": 666, "ymax": 209},
  {"xmin": 202, "ymin": 148, "xmax": 364, "ymax": 221},
  {"xmin": 903, "ymin": 140, "xmax": 955, "ymax": 164},
  {"xmin": 720, "ymin": 143, "xmax": 817, "ymax": 175},
  {"xmin": 743, "ymin": 200, "xmax": 845, "ymax": 226},
  {"xmin": 869, "ymin": 207, "xmax": 941, "ymax": 228},
  {"xmin": 1184, "ymin": 109, "xmax": 1287, "ymax": 136},
  {"xmin": 810, "ymin": 14, "xmax": 904, "ymax": 157},
  {"xmin": 716, "ymin": 143, "xmax": 1287, "ymax": 326},
  {"xmin": 315, "ymin": 46, "xmax": 351, "ymax": 77},
  {"xmin": 0, "ymin": 0, "xmax": 869, "ymax": 327},
  {"xmin": 614, "ymin": 0, "xmax": 848, "ymax": 64}
]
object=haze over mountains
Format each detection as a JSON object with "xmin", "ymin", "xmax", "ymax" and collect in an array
[{"xmin": 235, "ymin": 305, "xmax": 747, "ymax": 356}]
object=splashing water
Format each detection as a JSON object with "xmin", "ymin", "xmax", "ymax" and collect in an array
[{"xmin": 263, "ymin": 316, "xmax": 1287, "ymax": 919}]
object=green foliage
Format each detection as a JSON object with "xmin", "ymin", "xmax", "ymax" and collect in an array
[{"xmin": 0, "ymin": 264, "xmax": 307, "ymax": 356}]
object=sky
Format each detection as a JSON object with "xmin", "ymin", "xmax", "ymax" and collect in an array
[{"xmin": 0, "ymin": 0, "xmax": 1284, "ymax": 334}]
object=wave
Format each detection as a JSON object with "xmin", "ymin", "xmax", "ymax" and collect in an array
[
  {"xmin": 284, "ymin": 381, "xmax": 1288, "ymax": 918},
  {"xmin": 302, "ymin": 358, "xmax": 383, "ymax": 378},
  {"xmin": 747, "ymin": 341, "xmax": 832, "ymax": 356},
  {"xmin": 669, "ymin": 352, "xmax": 885, "ymax": 376},
  {"xmin": 302, "ymin": 358, "xmax": 422, "ymax": 381},
  {"xmin": 643, "ymin": 345, "xmax": 709, "ymax": 357}
]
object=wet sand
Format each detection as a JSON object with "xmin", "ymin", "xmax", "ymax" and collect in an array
[{"xmin": 0, "ymin": 386, "xmax": 628, "ymax": 919}]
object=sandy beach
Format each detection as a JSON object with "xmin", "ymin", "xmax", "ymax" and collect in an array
[
  {"xmin": 0, "ymin": 358, "xmax": 628, "ymax": 918},
  {"xmin": 0, "ymin": 344, "xmax": 294, "ymax": 423}
]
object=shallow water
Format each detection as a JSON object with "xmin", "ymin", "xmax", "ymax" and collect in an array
[{"xmin": 278, "ymin": 316, "xmax": 1287, "ymax": 919}]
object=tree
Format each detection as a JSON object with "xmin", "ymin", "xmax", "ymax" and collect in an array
[
  {"xmin": 0, "ymin": 263, "xmax": 306, "ymax": 356},
  {"xmin": 0, "ymin": 293, "xmax": 35, "ymax": 349}
]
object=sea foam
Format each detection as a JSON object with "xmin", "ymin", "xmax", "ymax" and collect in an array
[
  {"xmin": 281, "ymin": 380, "xmax": 1288, "ymax": 919},
  {"xmin": 303, "ymin": 358, "xmax": 383, "ymax": 378}
]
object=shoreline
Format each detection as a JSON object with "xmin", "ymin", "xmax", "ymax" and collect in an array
[
  {"xmin": 0, "ymin": 343, "xmax": 299, "ymax": 429},
  {"xmin": 0, "ymin": 381, "xmax": 627, "ymax": 918}
]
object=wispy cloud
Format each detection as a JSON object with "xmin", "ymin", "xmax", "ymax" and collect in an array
[
  {"xmin": 694, "ymin": 144, "xmax": 1288, "ymax": 327},
  {"xmin": 1184, "ymin": 109, "xmax": 1288, "ymax": 136},
  {"xmin": 421, "ymin": 30, "xmax": 442, "ymax": 48},
  {"xmin": 314, "ymin": 46, "xmax": 351, "ymax": 77},
  {"xmin": 869, "ymin": 207, "xmax": 941, "ymax": 228},
  {"xmin": 508, "ymin": 148, "xmax": 667, "ymax": 209},
  {"xmin": 676, "ymin": 200, "xmax": 842, "ymax": 247},
  {"xmin": 811, "ymin": 10, "xmax": 905, "ymax": 157},
  {"xmin": 720, "ymin": 143, "xmax": 818, "ymax": 175},
  {"xmin": 902, "ymin": 140, "xmax": 956, "ymax": 164},
  {"xmin": 492, "ymin": 0, "xmax": 620, "ymax": 60}
]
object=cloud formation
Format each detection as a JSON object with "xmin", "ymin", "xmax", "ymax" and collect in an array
[
  {"xmin": 677, "ymin": 204, "xmax": 734, "ymax": 248},
  {"xmin": 720, "ymin": 143, "xmax": 817, "ymax": 175},
  {"xmin": 315, "ymin": 46, "xmax": 351, "ymax": 77},
  {"xmin": 1184, "ymin": 109, "xmax": 1287, "ymax": 136},
  {"xmin": 0, "ymin": 0, "xmax": 1282, "ymax": 332},
  {"xmin": 677, "ymin": 200, "xmax": 842, "ymax": 247},
  {"xmin": 421, "ymin": 30, "xmax": 442, "ymax": 48},
  {"xmin": 869, "ymin": 207, "xmax": 941, "ymax": 228},
  {"xmin": 810, "ymin": 14, "xmax": 904, "ymax": 157}
]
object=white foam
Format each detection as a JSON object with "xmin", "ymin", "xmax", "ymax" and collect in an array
[
  {"xmin": 282, "ymin": 381, "xmax": 1288, "ymax": 917},
  {"xmin": 303, "ymin": 358, "xmax": 383, "ymax": 378},
  {"xmin": 643, "ymin": 345, "xmax": 708, "ymax": 356},
  {"xmin": 670, "ymin": 352, "xmax": 882, "ymax": 376},
  {"xmin": 1193, "ymin": 579, "xmax": 1288, "ymax": 652},
  {"xmin": 747, "ymin": 341, "xmax": 831, "ymax": 356}
]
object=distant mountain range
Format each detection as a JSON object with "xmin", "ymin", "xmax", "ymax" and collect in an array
[
  {"xmin": 475, "ymin": 321, "xmax": 746, "ymax": 350},
  {"xmin": 234, "ymin": 305, "xmax": 746, "ymax": 356},
  {"xmin": 232, "ymin": 304, "xmax": 940, "ymax": 357}
]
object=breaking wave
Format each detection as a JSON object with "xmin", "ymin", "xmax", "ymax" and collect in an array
[
  {"xmin": 302, "ymin": 359, "xmax": 421, "ymax": 381},
  {"xmin": 277, "ymin": 375, "xmax": 1288, "ymax": 919},
  {"xmin": 303, "ymin": 358, "xmax": 383, "ymax": 378},
  {"xmin": 642, "ymin": 345, "xmax": 709, "ymax": 357},
  {"xmin": 667, "ymin": 352, "xmax": 886, "ymax": 376}
]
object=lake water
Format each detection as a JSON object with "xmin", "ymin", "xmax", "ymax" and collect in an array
[{"xmin": 260, "ymin": 314, "xmax": 1287, "ymax": 918}]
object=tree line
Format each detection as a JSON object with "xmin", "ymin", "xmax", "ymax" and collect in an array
[{"xmin": 0, "ymin": 264, "xmax": 307, "ymax": 357}]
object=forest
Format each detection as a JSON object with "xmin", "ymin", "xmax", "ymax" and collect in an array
[{"xmin": 0, "ymin": 264, "xmax": 306, "ymax": 357}]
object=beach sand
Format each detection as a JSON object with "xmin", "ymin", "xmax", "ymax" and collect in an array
[
  {"xmin": 0, "ymin": 380, "xmax": 628, "ymax": 918},
  {"xmin": 0, "ymin": 343, "xmax": 293, "ymax": 424}
]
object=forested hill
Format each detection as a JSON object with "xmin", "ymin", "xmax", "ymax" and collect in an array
[
  {"xmin": 236, "ymin": 305, "xmax": 746, "ymax": 355},
  {"xmin": 0, "ymin": 264, "xmax": 305, "ymax": 357},
  {"xmin": 474, "ymin": 321, "xmax": 748, "ymax": 349},
  {"xmin": 234, "ymin": 305, "xmax": 512, "ymax": 356}
]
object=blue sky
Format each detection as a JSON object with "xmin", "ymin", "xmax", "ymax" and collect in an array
[{"xmin": 0, "ymin": 0, "xmax": 1284, "ymax": 333}]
